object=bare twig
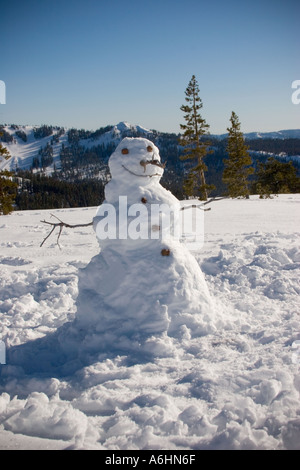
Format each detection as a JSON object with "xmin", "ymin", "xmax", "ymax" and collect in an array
[
  {"xmin": 202, "ymin": 197, "xmax": 228, "ymax": 206},
  {"xmin": 40, "ymin": 197, "xmax": 227, "ymax": 248},
  {"xmin": 180, "ymin": 197, "xmax": 227, "ymax": 212},
  {"xmin": 40, "ymin": 213, "xmax": 93, "ymax": 248}
]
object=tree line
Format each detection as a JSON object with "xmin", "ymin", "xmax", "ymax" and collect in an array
[{"xmin": 14, "ymin": 172, "xmax": 105, "ymax": 211}]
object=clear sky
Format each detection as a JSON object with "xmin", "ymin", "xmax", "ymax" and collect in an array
[{"xmin": 1, "ymin": 0, "xmax": 299, "ymax": 134}]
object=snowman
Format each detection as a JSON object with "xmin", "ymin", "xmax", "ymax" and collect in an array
[
  {"xmin": 6, "ymin": 137, "xmax": 217, "ymax": 373},
  {"xmin": 73, "ymin": 137, "xmax": 215, "ymax": 359}
]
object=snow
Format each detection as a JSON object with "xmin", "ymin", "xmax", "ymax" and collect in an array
[
  {"xmin": 112, "ymin": 121, "xmax": 152, "ymax": 136},
  {"xmin": 0, "ymin": 122, "xmax": 152, "ymax": 173},
  {"xmin": 0, "ymin": 126, "xmax": 69, "ymax": 173},
  {"xmin": 0, "ymin": 194, "xmax": 299, "ymax": 450},
  {"xmin": 212, "ymin": 129, "xmax": 300, "ymax": 140},
  {"xmin": 2, "ymin": 123, "xmax": 300, "ymax": 173}
]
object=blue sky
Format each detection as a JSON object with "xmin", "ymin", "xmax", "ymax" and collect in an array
[{"xmin": 1, "ymin": 0, "xmax": 299, "ymax": 134}]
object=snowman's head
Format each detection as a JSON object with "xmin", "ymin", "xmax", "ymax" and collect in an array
[{"xmin": 109, "ymin": 137, "xmax": 165, "ymax": 184}]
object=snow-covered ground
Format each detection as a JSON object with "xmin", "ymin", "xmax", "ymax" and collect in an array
[{"xmin": 0, "ymin": 195, "xmax": 299, "ymax": 450}]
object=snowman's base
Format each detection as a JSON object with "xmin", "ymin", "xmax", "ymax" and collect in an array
[{"xmin": 72, "ymin": 240, "xmax": 216, "ymax": 358}]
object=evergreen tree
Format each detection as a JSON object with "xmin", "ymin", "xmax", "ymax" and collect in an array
[
  {"xmin": 0, "ymin": 169, "xmax": 18, "ymax": 215},
  {"xmin": 223, "ymin": 111, "xmax": 254, "ymax": 198},
  {"xmin": 180, "ymin": 75, "xmax": 214, "ymax": 200},
  {"xmin": 254, "ymin": 157, "xmax": 300, "ymax": 198},
  {"xmin": 0, "ymin": 137, "xmax": 10, "ymax": 161},
  {"xmin": 0, "ymin": 138, "xmax": 17, "ymax": 214}
]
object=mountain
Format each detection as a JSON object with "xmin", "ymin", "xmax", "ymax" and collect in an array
[
  {"xmin": 213, "ymin": 129, "xmax": 300, "ymax": 140},
  {"xmin": 1, "ymin": 121, "xmax": 300, "ymax": 210},
  {"xmin": 246, "ymin": 129, "xmax": 300, "ymax": 140},
  {"xmin": 1, "ymin": 121, "xmax": 300, "ymax": 175},
  {"xmin": 0, "ymin": 122, "xmax": 154, "ymax": 174}
]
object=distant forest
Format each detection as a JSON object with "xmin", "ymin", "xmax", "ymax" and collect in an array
[{"xmin": 15, "ymin": 173, "xmax": 105, "ymax": 210}]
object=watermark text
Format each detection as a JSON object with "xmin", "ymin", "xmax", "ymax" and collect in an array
[
  {"xmin": 292, "ymin": 340, "xmax": 300, "ymax": 365},
  {"xmin": 291, "ymin": 80, "xmax": 300, "ymax": 105},
  {"xmin": 94, "ymin": 197, "xmax": 204, "ymax": 251},
  {"xmin": 0, "ymin": 80, "xmax": 6, "ymax": 104},
  {"xmin": 0, "ymin": 340, "xmax": 6, "ymax": 364}
]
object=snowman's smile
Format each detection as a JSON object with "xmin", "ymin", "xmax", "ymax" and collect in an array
[
  {"xmin": 121, "ymin": 159, "xmax": 166, "ymax": 178},
  {"xmin": 140, "ymin": 159, "xmax": 166, "ymax": 172}
]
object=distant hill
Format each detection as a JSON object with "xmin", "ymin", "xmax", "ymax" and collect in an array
[
  {"xmin": 1, "ymin": 121, "xmax": 300, "ymax": 209},
  {"xmin": 214, "ymin": 129, "xmax": 300, "ymax": 140},
  {"xmin": 1, "ymin": 121, "xmax": 300, "ymax": 175},
  {"xmin": 0, "ymin": 122, "xmax": 158, "ymax": 173}
]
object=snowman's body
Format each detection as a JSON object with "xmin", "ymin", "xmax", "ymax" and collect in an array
[{"xmin": 74, "ymin": 137, "xmax": 215, "ymax": 358}]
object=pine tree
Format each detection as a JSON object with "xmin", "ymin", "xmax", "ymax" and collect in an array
[
  {"xmin": 255, "ymin": 157, "xmax": 300, "ymax": 198},
  {"xmin": 0, "ymin": 138, "xmax": 17, "ymax": 214},
  {"xmin": 223, "ymin": 111, "xmax": 254, "ymax": 198},
  {"xmin": 180, "ymin": 75, "xmax": 214, "ymax": 200},
  {"xmin": 0, "ymin": 137, "xmax": 10, "ymax": 161},
  {"xmin": 0, "ymin": 170, "xmax": 18, "ymax": 215}
]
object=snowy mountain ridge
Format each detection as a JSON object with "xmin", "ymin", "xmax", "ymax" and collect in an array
[
  {"xmin": 0, "ymin": 122, "xmax": 153, "ymax": 172},
  {"xmin": 213, "ymin": 129, "xmax": 300, "ymax": 140},
  {"xmin": 1, "ymin": 121, "xmax": 300, "ymax": 173}
]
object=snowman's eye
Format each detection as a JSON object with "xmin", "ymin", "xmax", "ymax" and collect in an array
[
  {"xmin": 122, "ymin": 148, "xmax": 129, "ymax": 155},
  {"xmin": 147, "ymin": 146, "xmax": 153, "ymax": 152}
]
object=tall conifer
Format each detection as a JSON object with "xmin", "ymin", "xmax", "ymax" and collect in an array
[
  {"xmin": 0, "ymin": 137, "xmax": 18, "ymax": 214},
  {"xmin": 180, "ymin": 75, "xmax": 214, "ymax": 200},
  {"xmin": 223, "ymin": 111, "xmax": 254, "ymax": 198},
  {"xmin": 0, "ymin": 141, "xmax": 17, "ymax": 214}
]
